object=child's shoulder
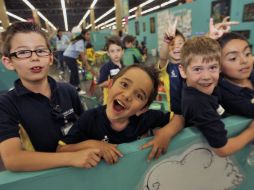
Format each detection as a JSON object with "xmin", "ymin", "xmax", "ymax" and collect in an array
[{"xmin": 182, "ymin": 86, "xmax": 218, "ymax": 108}]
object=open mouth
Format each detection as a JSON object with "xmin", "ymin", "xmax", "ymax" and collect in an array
[
  {"xmin": 113, "ymin": 99, "xmax": 126, "ymax": 112},
  {"xmin": 30, "ymin": 66, "xmax": 43, "ymax": 72},
  {"xmin": 173, "ymin": 51, "xmax": 180, "ymax": 54}
]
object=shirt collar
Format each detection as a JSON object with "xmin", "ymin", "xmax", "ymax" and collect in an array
[
  {"xmin": 219, "ymin": 71, "xmax": 254, "ymax": 95},
  {"xmin": 14, "ymin": 76, "xmax": 57, "ymax": 96}
]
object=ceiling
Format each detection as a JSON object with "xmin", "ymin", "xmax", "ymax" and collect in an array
[{"xmin": 3, "ymin": 0, "xmax": 180, "ymax": 31}]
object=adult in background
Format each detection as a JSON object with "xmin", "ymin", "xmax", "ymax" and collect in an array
[
  {"xmin": 54, "ymin": 29, "xmax": 69, "ymax": 73},
  {"xmin": 63, "ymin": 29, "xmax": 91, "ymax": 94}
]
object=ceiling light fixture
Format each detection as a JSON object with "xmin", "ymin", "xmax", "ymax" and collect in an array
[
  {"xmin": 22, "ymin": 0, "xmax": 56, "ymax": 30},
  {"xmin": 22, "ymin": 0, "xmax": 35, "ymax": 10},
  {"xmin": 161, "ymin": 0, "xmax": 178, "ymax": 7},
  {"xmin": 141, "ymin": 5, "xmax": 160, "ymax": 15},
  {"xmin": 78, "ymin": 10, "xmax": 91, "ymax": 28},
  {"xmin": 98, "ymin": 0, "xmax": 178, "ymax": 30},
  {"xmin": 95, "ymin": 7, "xmax": 116, "ymax": 24},
  {"xmin": 77, "ymin": 0, "xmax": 98, "ymax": 29},
  {"xmin": 90, "ymin": 0, "xmax": 98, "ymax": 9},
  {"xmin": 61, "ymin": 0, "xmax": 68, "ymax": 31},
  {"xmin": 6, "ymin": 11, "xmax": 27, "ymax": 22}
]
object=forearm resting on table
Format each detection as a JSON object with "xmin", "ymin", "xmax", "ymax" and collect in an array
[
  {"xmin": 163, "ymin": 114, "xmax": 184, "ymax": 137},
  {"xmin": 213, "ymin": 121, "xmax": 254, "ymax": 157},
  {"xmin": 1, "ymin": 138, "xmax": 81, "ymax": 171},
  {"xmin": 57, "ymin": 139, "xmax": 100, "ymax": 152}
]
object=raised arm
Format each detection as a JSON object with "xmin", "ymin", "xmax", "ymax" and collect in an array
[
  {"xmin": 158, "ymin": 19, "xmax": 178, "ymax": 69},
  {"xmin": 207, "ymin": 16, "xmax": 239, "ymax": 40},
  {"xmin": 0, "ymin": 138, "xmax": 101, "ymax": 171}
]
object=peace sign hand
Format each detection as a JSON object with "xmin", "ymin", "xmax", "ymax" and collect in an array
[
  {"xmin": 164, "ymin": 18, "xmax": 178, "ymax": 44},
  {"xmin": 208, "ymin": 16, "xmax": 239, "ymax": 40}
]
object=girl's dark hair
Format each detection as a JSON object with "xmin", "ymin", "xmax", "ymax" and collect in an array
[
  {"xmin": 57, "ymin": 29, "xmax": 63, "ymax": 40},
  {"xmin": 123, "ymin": 35, "xmax": 135, "ymax": 44},
  {"xmin": 112, "ymin": 64, "xmax": 160, "ymax": 107},
  {"xmin": 217, "ymin": 32, "xmax": 249, "ymax": 49},
  {"xmin": 71, "ymin": 28, "xmax": 89, "ymax": 43},
  {"xmin": 1, "ymin": 22, "xmax": 49, "ymax": 57},
  {"xmin": 105, "ymin": 36, "xmax": 123, "ymax": 50}
]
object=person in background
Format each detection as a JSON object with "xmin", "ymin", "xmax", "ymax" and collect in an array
[
  {"xmin": 97, "ymin": 36, "xmax": 124, "ymax": 104},
  {"xmin": 122, "ymin": 35, "xmax": 142, "ymax": 66},
  {"xmin": 0, "ymin": 22, "xmax": 101, "ymax": 171},
  {"xmin": 158, "ymin": 19, "xmax": 185, "ymax": 116},
  {"xmin": 179, "ymin": 36, "xmax": 254, "ymax": 157},
  {"xmin": 58, "ymin": 64, "xmax": 184, "ymax": 163},
  {"xmin": 54, "ymin": 29, "xmax": 69, "ymax": 74},
  {"xmin": 63, "ymin": 29, "xmax": 91, "ymax": 94}
]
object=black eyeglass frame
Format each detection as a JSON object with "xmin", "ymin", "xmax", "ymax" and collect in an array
[{"xmin": 9, "ymin": 48, "xmax": 52, "ymax": 59}]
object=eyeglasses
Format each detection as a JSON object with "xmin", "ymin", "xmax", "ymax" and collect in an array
[{"xmin": 9, "ymin": 48, "xmax": 52, "ymax": 59}]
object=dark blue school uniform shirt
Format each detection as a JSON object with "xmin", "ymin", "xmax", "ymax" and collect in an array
[
  {"xmin": 63, "ymin": 105, "xmax": 170, "ymax": 144},
  {"xmin": 181, "ymin": 84, "xmax": 227, "ymax": 148},
  {"xmin": 218, "ymin": 71, "xmax": 254, "ymax": 118},
  {"xmin": 167, "ymin": 63, "xmax": 183, "ymax": 114},
  {"xmin": 97, "ymin": 60, "xmax": 122, "ymax": 84},
  {"xmin": 0, "ymin": 77, "xmax": 83, "ymax": 152}
]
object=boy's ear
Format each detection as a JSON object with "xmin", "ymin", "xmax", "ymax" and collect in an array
[
  {"xmin": 49, "ymin": 54, "xmax": 54, "ymax": 66},
  {"xmin": 108, "ymin": 79, "xmax": 113, "ymax": 88},
  {"xmin": 178, "ymin": 64, "xmax": 186, "ymax": 79},
  {"xmin": 135, "ymin": 107, "xmax": 148, "ymax": 116},
  {"xmin": 1, "ymin": 56, "xmax": 15, "ymax": 71}
]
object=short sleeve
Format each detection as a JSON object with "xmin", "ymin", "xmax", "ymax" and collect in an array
[
  {"xmin": 0, "ymin": 95, "xmax": 20, "ymax": 142},
  {"xmin": 183, "ymin": 94, "xmax": 227, "ymax": 148},
  {"xmin": 75, "ymin": 40, "xmax": 85, "ymax": 52}
]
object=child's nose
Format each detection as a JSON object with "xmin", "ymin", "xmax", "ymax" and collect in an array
[
  {"xmin": 240, "ymin": 54, "xmax": 248, "ymax": 65},
  {"xmin": 202, "ymin": 70, "xmax": 212, "ymax": 79},
  {"xmin": 123, "ymin": 91, "xmax": 132, "ymax": 101},
  {"xmin": 30, "ymin": 51, "xmax": 40, "ymax": 60}
]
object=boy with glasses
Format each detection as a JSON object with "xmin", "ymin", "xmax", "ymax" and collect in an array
[{"xmin": 0, "ymin": 22, "xmax": 101, "ymax": 171}]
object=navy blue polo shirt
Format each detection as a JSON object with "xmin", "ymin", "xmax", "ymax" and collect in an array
[
  {"xmin": 167, "ymin": 62, "xmax": 183, "ymax": 114},
  {"xmin": 181, "ymin": 85, "xmax": 227, "ymax": 148},
  {"xmin": 218, "ymin": 72, "xmax": 254, "ymax": 118},
  {"xmin": 62, "ymin": 105, "xmax": 170, "ymax": 144},
  {"xmin": 0, "ymin": 77, "xmax": 83, "ymax": 152},
  {"xmin": 97, "ymin": 61, "xmax": 123, "ymax": 84}
]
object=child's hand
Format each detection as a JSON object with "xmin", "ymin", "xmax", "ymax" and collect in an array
[
  {"xmin": 141, "ymin": 127, "xmax": 171, "ymax": 161},
  {"xmin": 97, "ymin": 141, "xmax": 123, "ymax": 165},
  {"xmin": 208, "ymin": 17, "xmax": 239, "ymax": 40},
  {"xmin": 70, "ymin": 148, "xmax": 102, "ymax": 168},
  {"xmin": 164, "ymin": 18, "xmax": 178, "ymax": 44}
]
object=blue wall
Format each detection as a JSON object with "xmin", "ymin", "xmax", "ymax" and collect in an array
[{"xmin": 127, "ymin": 0, "xmax": 254, "ymax": 54}]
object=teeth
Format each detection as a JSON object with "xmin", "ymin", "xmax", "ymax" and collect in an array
[{"xmin": 116, "ymin": 99, "xmax": 125, "ymax": 108}]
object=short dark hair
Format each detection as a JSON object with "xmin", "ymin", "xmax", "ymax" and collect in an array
[
  {"xmin": 112, "ymin": 64, "xmax": 160, "ymax": 107},
  {"xmin": 1, "ymin": 22, "xmax": 50, "ymax": 57},
  {"xmin": 217, "ymin": 32, "xmax": 249, "ymax": 49},
  {"xmin": 105, "ymin": 36, "xmax": 123, "ymax": 50},
  {"xmin": 175, "ymin": 29, "xmax": 185, "ymax": 41},
  {"xmin": 123, "ymin": 35, "xmax": 135, "ymax": 44}
]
